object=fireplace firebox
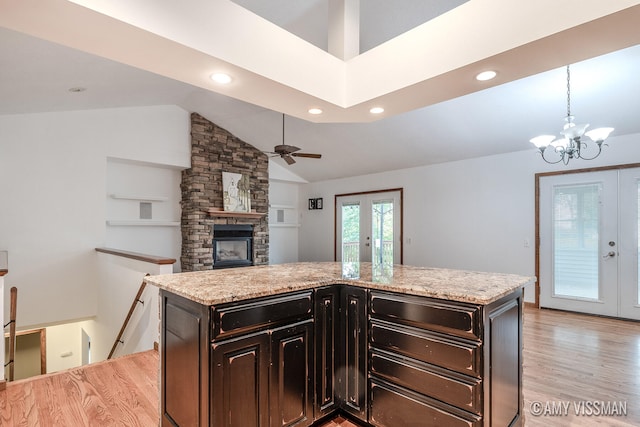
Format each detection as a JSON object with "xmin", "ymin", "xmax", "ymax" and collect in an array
[{"xmin": 212, "ymin": 224, "xmax": 253, "ymax": 269}]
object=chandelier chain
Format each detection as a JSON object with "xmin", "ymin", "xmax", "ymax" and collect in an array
[{"xmin": 566, "ymin": 65, "xmax": 571, "ymax": 118}]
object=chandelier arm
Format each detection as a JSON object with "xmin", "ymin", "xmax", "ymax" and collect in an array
[
  {"xmin": 577, "ymin": 141, "xmax": 606, "ymax": 161},
  {"xmin": 538, "ymin": 147, "xmax": 565, "ymax": 165}
]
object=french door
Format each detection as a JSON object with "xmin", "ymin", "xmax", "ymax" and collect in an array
[
  {"xmin": 539, "ymin": 167, "xmax": 640, "ymax": 320},
  {"xmin": 335, "ymin": 190, "xmax": 402, "ymax": 266}
]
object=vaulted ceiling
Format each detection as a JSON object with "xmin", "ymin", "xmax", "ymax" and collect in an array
[{"xmin": 2, "ymin": 0, "xmax": 640, "ymax": 181}]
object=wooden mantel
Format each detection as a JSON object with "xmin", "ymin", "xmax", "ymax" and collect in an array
[{"xmin": 205, "ymin": 207, "xmax": 266, "ymax": 219}]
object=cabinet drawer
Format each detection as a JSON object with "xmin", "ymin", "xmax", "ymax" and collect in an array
[
  {"xmin": 370, "ymin": 320, "xmax": 481, "ymax": 377},
  {"xmin": 370, "ymin": 349, "xmax": 482, "ymax": 414},
  {"xmin": 211, "ymin": 291, "xmax": 313, "ymax": 340},
  {"xmin": 369, "ymin": 378, "xmax": 482, "ymax": 427},
  {"xmin": 370, "ymin": 291, "xmax": 481, "ymax": 340}
]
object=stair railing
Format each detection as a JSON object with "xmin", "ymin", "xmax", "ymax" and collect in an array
[
  {"xmin": 4, "ymin": 287, "xmax": 17, "ymax": 381},
  {"xmin": 107, "ymin": 275, "xmax": 149, "ymax": 359}
]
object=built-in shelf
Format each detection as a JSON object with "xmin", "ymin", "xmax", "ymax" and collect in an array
[
  {"xmin": 109, "ymin": 194, "xmax": 168, "ymax": 202},
  {"xmin": 206, "ymin": 208, "xmax": 266, "ymax": 219},
  {"xmin": 269, "ymin": 204, "xmax": 296, "ymax": 210},
  {"xmin": 268, "ymin": 223, "xmax": 301, "ymax": 228},
  {"xmin": 106, "ymin": 220, "xmax": 180, "ymax": 227}
]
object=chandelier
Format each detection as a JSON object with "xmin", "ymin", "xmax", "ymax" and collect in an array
[{"xmin": 530, "ymin": 65, "xmax": 614, "ymax": 165}]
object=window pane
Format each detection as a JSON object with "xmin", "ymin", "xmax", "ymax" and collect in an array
[
  {"xmin": 372, "ymin": 200, "xmax": 394, "ymax": 268},
  {"xmin": 553, "ymin": 184, "xmax": 600, "ymax": 300},
  {"xmin": 342, "ymin": 203, "xmax": 360, "ymax": 262}
]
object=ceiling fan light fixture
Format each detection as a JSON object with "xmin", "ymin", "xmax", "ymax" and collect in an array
[
  {"xmin": 210, "ymin": 73, "xmax": 232, "ymax": 84},
  {"xmin": 475, "ymin": 70, "xmax": 497, "ymax": 81},
  {"xmin": 370, "ymin": 107, "xmax": 384, "ymax": 114},
  {"xmin": 308, "ymin": 108, "xmax": 323, "ymax": 115}
]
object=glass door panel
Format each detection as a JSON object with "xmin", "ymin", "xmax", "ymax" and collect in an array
[
  {"xmin": 371, "ymin": 200, "xmax": 394, "ymax": 268},
  {"xmin": 341, "ymin": 203, "xmax": 360, "ymax": 263},
  {"xmin": 552, "ymin": 184, "xmax": 600, "ymax": 300}
]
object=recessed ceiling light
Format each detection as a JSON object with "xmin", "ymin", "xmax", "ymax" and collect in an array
[
  {"xmin": 210, "ymin": 73, "xmax": 232, "ymax": 84},
  {"xmin": 308, "ymin": 108, "xmax": 323, "ymax": 115},
  {"xmin": 68, "ymin": 87, "xmax": 86, "ymax": 93},
  {"xmin": 370, "ymin": 107, "xmax": 384, "ymax": 114},
  {"xmin": 476, "ymin": 70, "xmax": 497, "ymax": 81}
]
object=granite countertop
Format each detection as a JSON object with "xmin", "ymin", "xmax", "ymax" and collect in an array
[{"xmin": 144, "ymin": 262, "xmax": 535, "ymax": 306}]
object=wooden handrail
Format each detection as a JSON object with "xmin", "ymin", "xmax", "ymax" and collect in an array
[
  {"xmin": 108, "ymin": 275, "xmax": 149, "ymax": 359},
  {"xmin": 5, "ymin": 287, "xmax": 17, "ymax": 381},
  {"xmin": 95, "ymin": 247, "xmax": 176, "ymax": 265}
]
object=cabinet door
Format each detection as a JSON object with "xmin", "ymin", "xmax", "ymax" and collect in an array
[
  {"xmin": 340, "ymin": 286, "xmax": 368, "ymax": 420},
  {"xmin": 314, "ymin": 286, "xmax": 339, "ymax": 418},
  {"xmin": 270, "ymin": 320, "xmax": 314, "ymax": 427},
  {"xmin": 211, "ymin": 331, "xmax": 270, "ymax": 427}
]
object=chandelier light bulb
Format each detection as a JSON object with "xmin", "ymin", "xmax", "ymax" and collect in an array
[
  {"xmin": 585, "ymin": 127, "xmax": 614, "ymax": 142},
  {"xmin": 530, "ymin": 135, "xmax": 556, "ymax": 148}
]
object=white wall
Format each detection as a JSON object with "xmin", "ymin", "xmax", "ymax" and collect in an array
[
  {"xmin": 0, "ymin": 105, "xmax": 190, "ymax": 328},
  {"xmin": 46, "ymin": 319, "xmax": 91, "ymax": 373},
  {"xmin": 106, "ymin": 158, "xmax": 182, "ymax": 271},
  {"xmin": 298, "ymin": 133, "xmax": 640, "ymax": 303},
  {"xmin": 88, "ymin": 252, "xmax": 172, "ymax": 363},
  {"xmin": 269, "ymin": 180, "xmax": 301, "ymax": 264}
]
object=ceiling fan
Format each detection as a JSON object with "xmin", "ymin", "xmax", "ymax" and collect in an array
[{"xmin": 266, "ymin": 114, "xmax": 322, "ymax": 165}]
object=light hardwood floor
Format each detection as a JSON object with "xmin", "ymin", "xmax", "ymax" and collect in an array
[{"xmin": 1, "ymin": 307, "xmax": 638, "ymax": 426}]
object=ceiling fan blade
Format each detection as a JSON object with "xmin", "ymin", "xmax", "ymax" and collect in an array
[
  {"xmin": 291, "ymin": 152, "xmax": 321, "ymax": 159},
  {"xmin": 283, "ymin": 154, "xmax": 296, "ymax": 165}
]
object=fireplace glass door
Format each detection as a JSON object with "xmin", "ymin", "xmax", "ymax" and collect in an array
[
  {"xmin": 212, "ymin": 224, "xmax": 254, "ymax": 269},
  {"xmin": 216, "ymin": 239, "xmax": 249, "ymax": 261}
]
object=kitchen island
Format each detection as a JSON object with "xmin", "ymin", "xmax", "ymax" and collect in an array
[{"xmin": 145, "ymin": 262, "xmax": 534, "ymax": 427}]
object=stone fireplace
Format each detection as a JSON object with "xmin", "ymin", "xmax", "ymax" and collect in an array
[{"xmin": 180, "ymin": 113, "xmax": 269, "ymax": 271}]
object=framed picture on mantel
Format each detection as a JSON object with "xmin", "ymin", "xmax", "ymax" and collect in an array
[{"xmin": 222, "ymin": 171, "xmax": 251, "ymax": 212}]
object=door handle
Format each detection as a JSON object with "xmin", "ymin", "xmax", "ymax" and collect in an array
[{"xmin": 603, "ymin": 251, "xmax": 616, "ymax": 258}]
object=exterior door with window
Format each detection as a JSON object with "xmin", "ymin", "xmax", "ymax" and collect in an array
[
  {"xmin": 539, "ymin": 168, "xmax": 640, "ymax": 320},
  {"xmin": 336, "ymin": 191, "xmax": 401, "ymax": 266}
]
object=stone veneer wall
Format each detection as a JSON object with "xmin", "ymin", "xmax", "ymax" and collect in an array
[{"xmin": 181, "ymin": 113, "xmax": 269, "ymax": 271}]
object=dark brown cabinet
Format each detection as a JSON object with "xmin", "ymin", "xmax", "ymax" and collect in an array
[
  {"xmin": 314, "ymin": 286, "xmax": 339, "ymax": 418},
  {"xmin": 161, "ymin": 292, "xmax": 210, "ymax": 427},
  {"xmin": 339, "ymin": 286, "xmax": 367, "ymax": 421},
  {"xmin": 270, "ymin": 320, "xmax": 314, "ymax": 427},
  {"xmin": 161, "ymin": 290, "xmax": 314, "ymax": 427},
  {"xmin": 315, "ymin": 285, "xmax": 368, "ymax": 422},
  {"xmin": 161, "ymin": 284, "xmax": 523, "ymax": 427},
  {"xmin": 368, "ymin": 290, "xmax": 523, "ymax": 427},
  {"xmin": 211, "ymin": 331, "xmax": 270, "ymax": 427}
]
